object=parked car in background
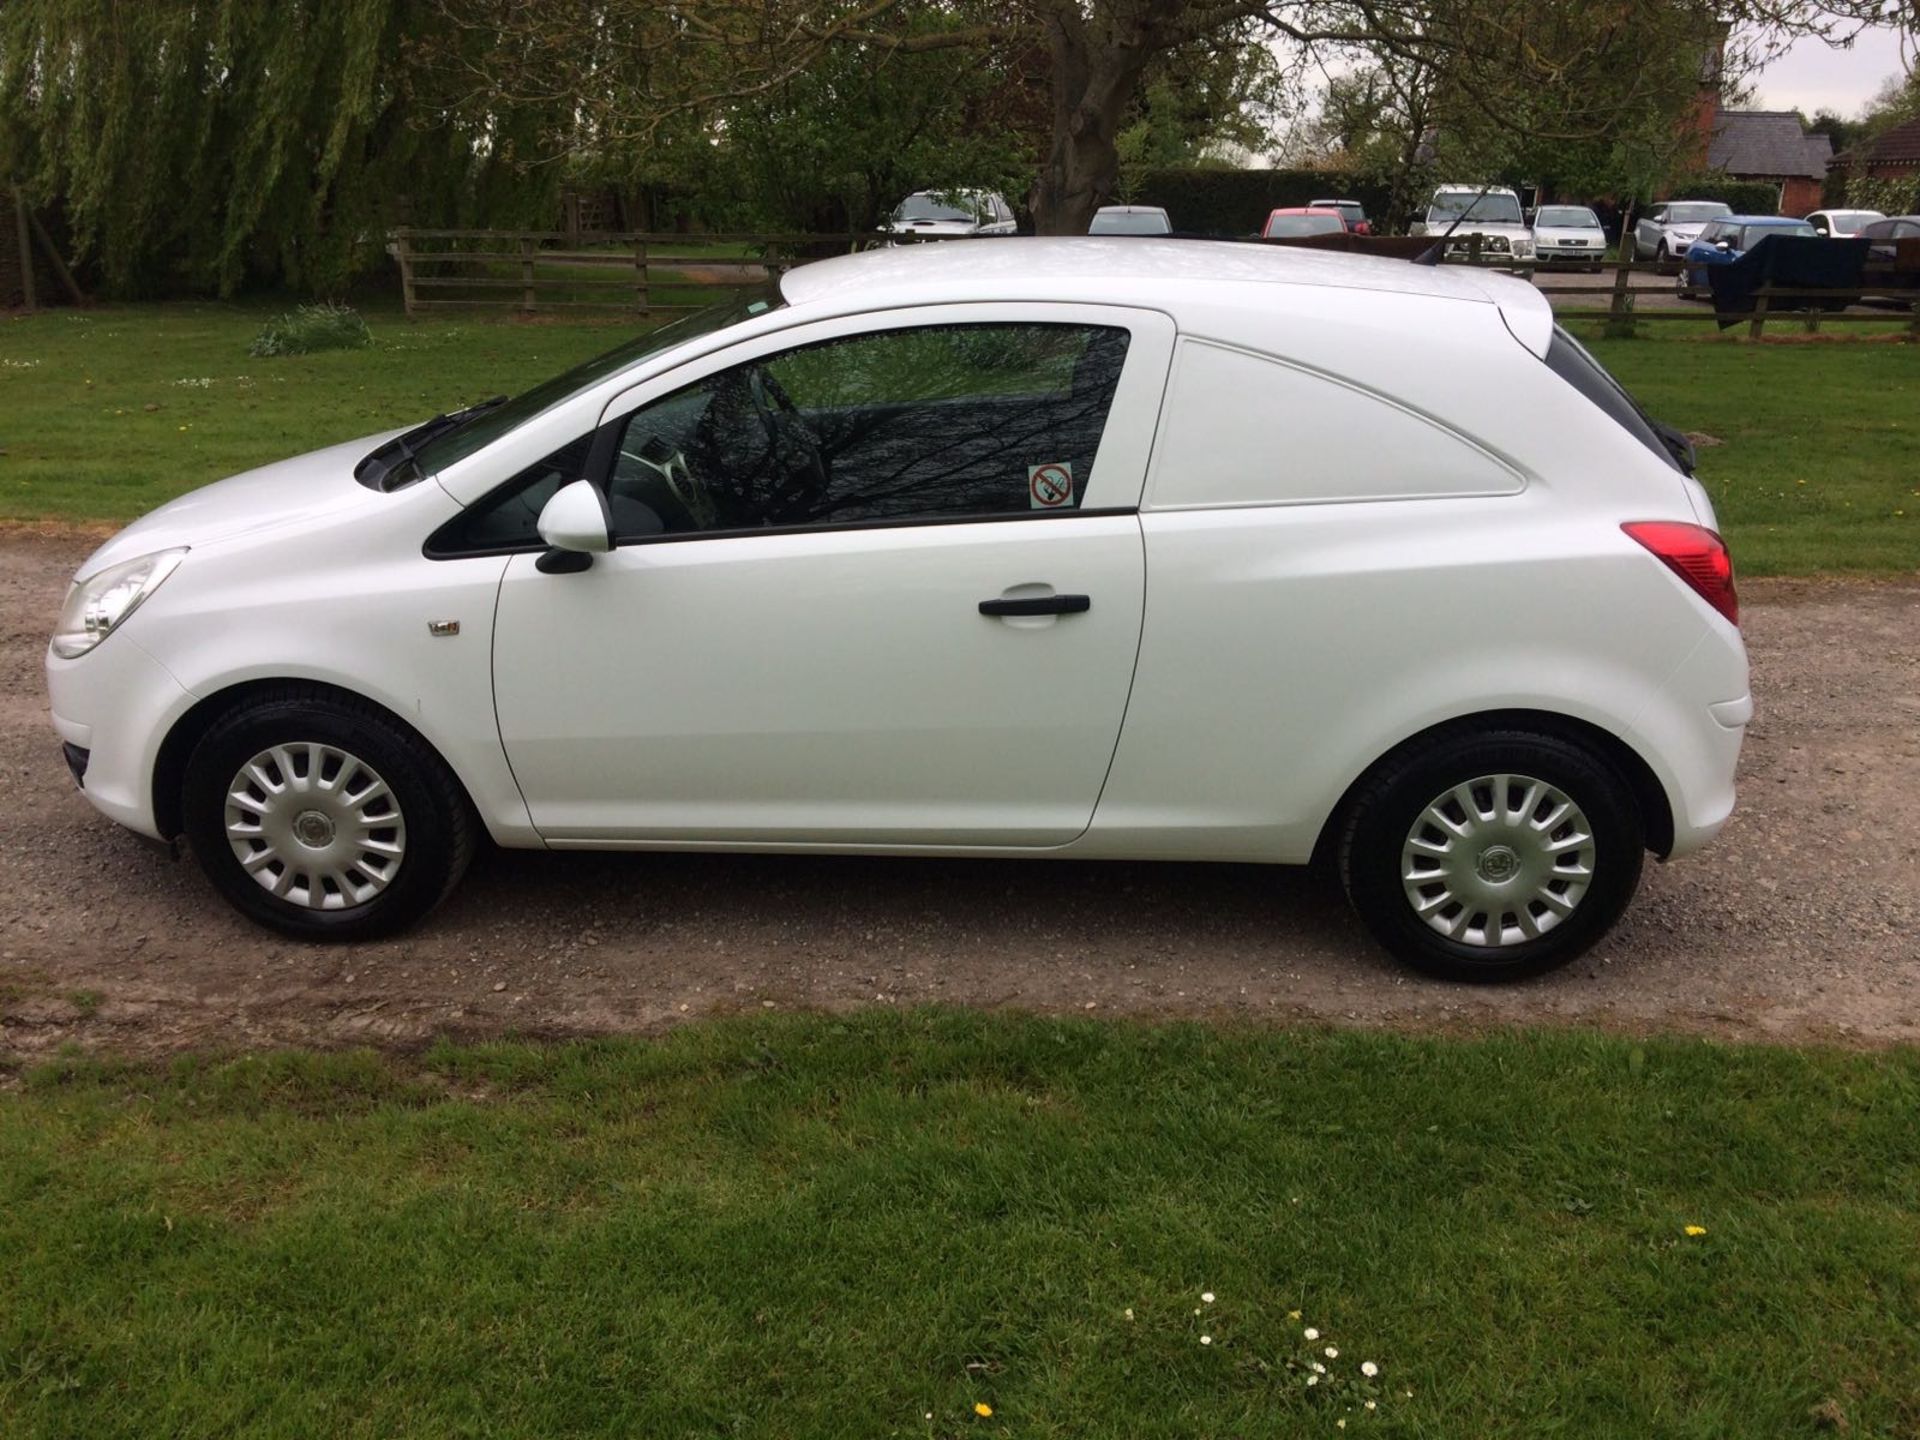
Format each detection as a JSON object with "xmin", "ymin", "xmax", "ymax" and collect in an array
[
  {"xmin": 1633, "ymin": 200, "xmax": 1734, "ymax": 262},
  {"xmin": 1805, "ymin": 208, "xmax": 1885, "ymax": 238},
  {"xmin": 884, "ymin": 190, "xmax": 1018, "ymax": 241},
  {"xmin": 1529, "ymin": 204, "xmax": 1609, "ymax": 270},
  {"xmin": 1409, "ymin": 187, "xmax": 1534, "ymax": 261},
  {"xmin": 1089, "ymin": 205, "xmax": 1172, "ymax": 236},
  {"xmin": 1678, "ymin": 215, "xmax": 1820, "ymax": 294},
  {"xmin": 1309, "ymin": 198, "xmax": 1372, "ymax": 234},
  {"xmin": 1261, "ymin": 208, "xmax": 1348, "ymax": 240},
  {"xmin": 43, "ymin": 239, "xmax": 1748, "ymax": 982},
  {"xmin": 1858, "ymin": 215, "xmax": 1920, "ymax": 290}
]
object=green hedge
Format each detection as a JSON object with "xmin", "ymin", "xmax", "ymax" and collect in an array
[
  {"xmin": 1134, "ymin": 167, "xmax": 1395, "ymax": 236},
  {"xmin": 1661, "ymin": 175, "xmax": 1782, "ymax": 215}
]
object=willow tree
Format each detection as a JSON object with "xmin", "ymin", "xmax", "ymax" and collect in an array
[
  {"xmin": 0, "ymin": 0, "xmax": 554, "ymax": 296},
  {"xmin": 435, "ymin": 0, "xmax": 1910, "ymax": 234}
]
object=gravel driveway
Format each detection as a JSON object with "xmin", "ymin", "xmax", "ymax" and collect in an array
[{"xmin": 3, "ymin": 530, "xmax": 1916, "ymax": 1059}]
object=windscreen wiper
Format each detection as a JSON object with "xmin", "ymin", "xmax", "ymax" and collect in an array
[{"xmin": 354, "ymin": 395, "xmax": 509, "ymax": 491}]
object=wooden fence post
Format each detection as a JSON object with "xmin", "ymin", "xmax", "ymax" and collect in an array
[
  {"xmin": 394, "ymin": 230, "xmax": 415, "ymax": 317},
  {"xmin": 1605, "ymin": 252, "xmax": 1636, "ymax": 339},
  {"xmin": 520, "ymin": 236, "xmax": 537, "ymax": 314},
  {"xmin": 632, "ymin": 238, "xmax": 649, "ymax": 316},
  {"xmin": 25, "ymin": 206, "xmax": 84, "ymax": 306},
  {"xmin": 1747, "ymin": 283, "xmax": 1771, "ymax": 341},
  {"xmin": 12, "ymin": 184, "xmax": 37, "ymax": 312}
]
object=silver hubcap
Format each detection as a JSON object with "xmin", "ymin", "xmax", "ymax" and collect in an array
[
  {"xmin": 224, "ymin": 743, "xmax": 406, "ymax": 909},
  {"xmin": 1401, "ymin": 774, "xmax": 1595, "ymax": 948}
]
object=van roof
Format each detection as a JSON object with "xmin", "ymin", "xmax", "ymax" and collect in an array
[{"xmin": 782, "ymin": 237, "xmax": 1532, "ymax": 312}]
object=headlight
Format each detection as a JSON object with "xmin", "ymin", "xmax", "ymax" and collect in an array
[
  {"xmin": 51, "ymin": 548, "xmax": 187, "ymax": 659},
  {"xmin": 1512, "ymin": 237, "xmax": 1533, "ymax": 257}
]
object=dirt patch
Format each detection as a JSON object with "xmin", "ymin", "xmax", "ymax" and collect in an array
[{"xmin": 3, "ymin": 531, "xmax": 1917, "ymax": 1060}]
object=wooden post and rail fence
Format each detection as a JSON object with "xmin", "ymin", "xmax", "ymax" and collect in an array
[{"xmin": 390, "ymin": 226, "xmax": 1920, "ymax": 340}]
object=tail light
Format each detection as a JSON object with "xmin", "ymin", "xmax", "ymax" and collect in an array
[{"xmin": 1623, "ymin": 521, "xmax": 1739, "ymax": 628}]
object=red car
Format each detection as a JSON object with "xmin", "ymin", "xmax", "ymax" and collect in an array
[{"xmin": 1261, "ymin": 207, "xmax": 1349, "ymax": 240}]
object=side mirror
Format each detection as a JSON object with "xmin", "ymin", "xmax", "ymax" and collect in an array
[{"xmin": 534, "ymin": 479, "xmax": 612, "ymax": 573}]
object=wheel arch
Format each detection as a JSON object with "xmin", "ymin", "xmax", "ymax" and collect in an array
[
  {"xmin": 1310, "ymin": 708, "xmax": 1676, "ymax": 870},
  {"xmin": 151, "ymin": 678, "xmax": 482, "ymax": 840}
]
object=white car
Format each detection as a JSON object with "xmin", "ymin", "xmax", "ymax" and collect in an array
[
  {"xmin": 883, "ymin": 190, "xmax": 1018, "ymax": 241},
  {"xmin": 1805, "ymin": 208, "xmax": 1886, "ymax": 238},
  {"xmin": 47, "ymin": 240, "xmax": 1749, "ymax": 981},
  {"xmin": 1529, "ymin": 204, "xmax": 1609, "ymax": 270},
  {"xmin": 1633, "ymin": 200, "xmax": 1734, "ymax": 262},
  {"xmin": 1409, "ymin": 186, "xmax": 1534, "ymax": 261}
]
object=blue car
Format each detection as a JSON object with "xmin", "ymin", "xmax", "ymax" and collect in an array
[{"xmin": 1679, "ymin": 215, "xmax": 1819, "ymax": 294}]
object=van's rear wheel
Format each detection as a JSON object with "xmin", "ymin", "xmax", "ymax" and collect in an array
[
  {"xmin": 181, "ymin": 687, "xmax": 475, "ymax": 940},
  {"xmin": 1338, "ymin": 729, "xmax": 1644, "ymax": 982}
]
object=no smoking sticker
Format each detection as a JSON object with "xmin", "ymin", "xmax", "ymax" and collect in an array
[{"xmin": 1028, "ymin": 462, "xmax": 1073, "ymax": 509}]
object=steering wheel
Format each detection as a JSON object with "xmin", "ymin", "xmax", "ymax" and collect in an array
[
  {"xmin": 747, "ymin": 367, "xmax": 830, "ymax": 506},
  {"xmin": 620, "ymin": 433, "xmax": 716, "ymax": 530}
]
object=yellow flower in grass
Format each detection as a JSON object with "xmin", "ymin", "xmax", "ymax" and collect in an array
[
  {"xmin": 974, "ymin": 1402, "xmax": 993, "ymax": 1418},
  {"xmin": 1684, "ymin": 1225, "xmax": 1708, "ymax": 1237}
]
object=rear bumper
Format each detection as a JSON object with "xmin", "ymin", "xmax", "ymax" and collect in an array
[{"xmin": 1630, "ymin": 619, "xmax": 1751, "ymax": 861}]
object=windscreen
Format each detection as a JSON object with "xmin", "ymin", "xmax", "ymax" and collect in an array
[
  {"xmin": 1742, "ymin": 223, "xmax": 1817, "ymax": 247},
  {"xmin": 1090, "ymin": 210, "xmax": 1171, "ymax": 235},
  {"xmin": 1265, "ymin": 214, "xmax": 1345, "ymax": 237},
  {"xmin": 1665, "ymin": 202, "xmax": 1732, "ymax": 224},
  {"xmin": 411, "ymin": 287, "xmax": 783, "ymax": 474},
  {"xmin": 894, "ymin": 194, "xmax": 981, "ymax": 223},
  {"xmin": 1428, "ymin": 192, "xmax": 1523, "ymax": 224},
  {"xmin": 1536, "ymin": 207, "xmax": 1600, "ymax": 228}
]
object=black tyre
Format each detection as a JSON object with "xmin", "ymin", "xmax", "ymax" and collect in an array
[
  {"xmin": 181, "ymin": 685, "xmax": 476, "ymax": 941},
  {"xmin": 1338, "ymin": 728, "xmax": 1644, "ymax": 983}
]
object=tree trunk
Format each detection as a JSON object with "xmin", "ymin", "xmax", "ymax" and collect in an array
[{"xmin": 1028, "ymin": 3, "xmax": 1160, "ymax": 236}]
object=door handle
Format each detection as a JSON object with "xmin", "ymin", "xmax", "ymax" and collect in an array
[{"xmin": 979, "ymin": 594, "xmax": 1091, "ymax": 617}]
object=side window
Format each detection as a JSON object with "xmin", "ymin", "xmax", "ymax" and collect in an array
[
  {"xmin": 1148, "ymin": 340, "xmax": 1521, "ymax": 509},
  {"xmin": 427, "ymin": 432, "xmax": 594, "ymax": 554},
  {"xmin": 604, "ymin": 322, "xmax": 1129, "ymax": 538}
]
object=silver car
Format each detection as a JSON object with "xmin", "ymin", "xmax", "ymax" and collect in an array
[
  {"xmin": 1633, "ymin": 201, "xmax": 1733, "ymax": 262},
  {"xmin": 883, "ymin": 190, "xmax": 1018, "ymax": 243},
  {"xmin": 1530, "ymin": 204, "xmax": 1609, "ymax": 271}
]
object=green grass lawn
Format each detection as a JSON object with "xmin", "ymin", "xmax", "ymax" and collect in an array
[
  {"xmin": 2, "ymin": 302, "xmax": 1915, "ymax": 573},
  {"xmin": 3, "ymin": 1012, "xmax": 1917, "ymax": 1438},
  {"xmin": 1587, "ymin": 336, "xmax": 1919, "ymax": 574},
  {"xmin": 0, "ymin": 303, "xmax": 627, "ymax": 525}
]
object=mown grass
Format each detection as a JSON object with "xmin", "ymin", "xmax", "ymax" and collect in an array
[
  {"xmin": 1, "ymin": 301, "xmax": 1915, "ymax": 573},
  {"xmin": 3, "ymin": 1012, "xmax": 1918, "ymax": 1438},
  {"xmin": 0, "ymin": 302, "xmax": 627, "ymax": 524},
  {"xmin": 1588, "ymin": 336, "xmax": 1920, "ymax": 574}
]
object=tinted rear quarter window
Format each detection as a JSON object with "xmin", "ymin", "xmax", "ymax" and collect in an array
[{"xmin": 1542, "ymin": 327, "xmax": 1679, "ymax": 472}]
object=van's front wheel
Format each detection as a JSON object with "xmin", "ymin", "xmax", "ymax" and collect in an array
[
  {"xmin": 1338, "ymin": 730, "xmax": 1644, "ymax": 982},
  {"xmin": 181, "ymin": 687, "xmax": 475, "ymax": 940}
]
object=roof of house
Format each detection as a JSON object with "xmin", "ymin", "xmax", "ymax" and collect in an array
[
  {"xmin": 1708, "ymin": 110, "xmax": 1832, "ymax": 180},
  {"xmin": 1834, "ymin": 115, "xmax": 1920, "ymax": 169}
]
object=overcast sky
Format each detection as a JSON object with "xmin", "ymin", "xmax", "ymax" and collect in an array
[{"xmin": 1747, "ymin": 26, "xmax": 1910, "ymax": 115}]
